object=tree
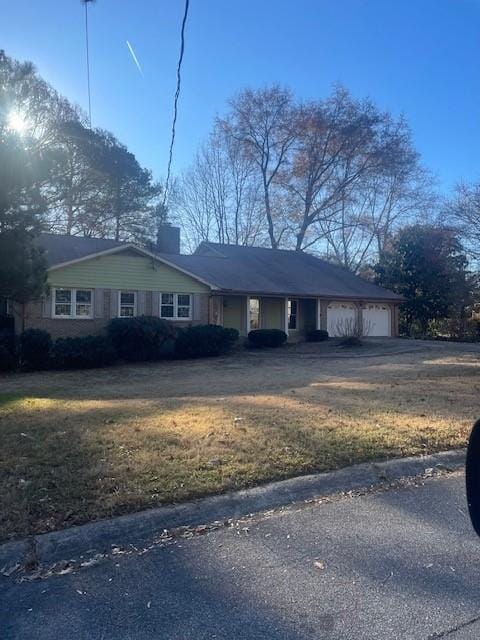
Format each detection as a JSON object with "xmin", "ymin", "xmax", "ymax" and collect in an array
[
  {"xmin": 182, "ymin": 84, "xmax": 431, "ymax": 268},
  {"xmin": 445, "ymin": 181, "xmax": 480, "ymax": 261},
  {"xmin": 374, "ymin": 225, "xmax": 473, "ymax": 334},
  {"xmin": 87, "ymin": 131, "xmax": 162, "ymax": 242},
  {"xmin": 1, "ymin": 51, "xmax": 163, "ymax": 244},
  {"xmin": 285, "ymin": 90, "xmax": 429, "ymax": 257},
  {"xmin": 0, "ymin": 229, "xmax": 48, "ymax": 330},
  {"xmin": 219, "ymin": 86, "xmax": 296, "ymax": 248},
  {"xmin": 173, "ymin": 127, "xmax": 265, "ymax": 250},
  {"xmin": 0, "ymin": 53, "xmax": 50, "ymax": 323}
]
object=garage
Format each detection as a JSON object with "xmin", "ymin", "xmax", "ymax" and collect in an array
[
  {"xmin": 362, "ymin": 303, "xmax": 391, "ymax": 337},
  {"xmin": 327, "ymin": 302, "xmax": 357, "ymax": 337}
]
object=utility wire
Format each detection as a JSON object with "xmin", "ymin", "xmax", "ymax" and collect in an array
[
  {"xmin": 162, "ymin": 0, "xmax": 190, "ymax": 208},
  {"xmin": 82, "ymin": 0, "xmax": 95, "ymax": 127}
]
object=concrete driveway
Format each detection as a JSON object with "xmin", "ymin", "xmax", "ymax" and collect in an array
[{"xmin": 2, "ymin": 470, "xmax": 480, "ymax": 639}]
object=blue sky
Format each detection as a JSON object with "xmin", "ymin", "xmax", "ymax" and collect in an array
[{"xmin": 2, "ymin": 0, "xmax": 479, "ymax": 192}]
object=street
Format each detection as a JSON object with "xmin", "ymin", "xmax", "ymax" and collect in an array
[{"xmin": 2, "ymin": 471, "xmax": 480, "ymax": 639}]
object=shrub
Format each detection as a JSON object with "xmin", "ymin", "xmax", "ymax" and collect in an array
[
  {"xmin": 306, "ymin": 329, "xmax": 329, "ymax": 342},
  {"xmin": 426, "ymin": 318, "xmax": 480, "ymax": 343},
  {"xmin": 176, "ymin": 324, "xmax": 239, "ymax": 359},
  {"xmin": 247, "ymin": 329, "xmax": 287, "ymax": 348},
  {"xmin": 19, "ymin": 328, "xmax": 52, "ymax": 370},
  {"xmin": 106, "ymin": 315, "xmax": 177, "ymax": 362},
  {"xmin": 338, "ymin": 335, "xmax": 363, "ymax": 348},
  {"xmin": 0, "ymin": 330, "xmax": 17, "ymax": 372},
  {"xmin": 52, "ymin": 335, "xmax": 117, "ymax": 369}
]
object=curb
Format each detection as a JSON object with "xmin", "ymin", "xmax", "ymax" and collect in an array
[{"xmin": 0, "ymin": 449, "xmax": 466, "ymax": 572}]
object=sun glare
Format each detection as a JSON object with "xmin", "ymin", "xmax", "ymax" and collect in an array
[{"xmin": 7, "ymin": 110, "xmax": 28, "ymax": 134}]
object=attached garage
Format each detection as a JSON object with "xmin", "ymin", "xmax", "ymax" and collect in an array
[
  {"xmin": 327, "ymin": 302, "xmax": 357, "ymax": 337},
  {"xmin": 362, "ymin": 303, "xmax": 391, "ymax": 337}
]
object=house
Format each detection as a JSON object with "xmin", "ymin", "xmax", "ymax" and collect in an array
[{"xmin": 9, "ymin": 227, "xmax": 403, "ymax": 339}]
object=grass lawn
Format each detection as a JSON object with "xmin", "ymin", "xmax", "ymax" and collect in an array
[{"xmin": 0, "ymin": 339, "xmax": 479, "ymax": 542}]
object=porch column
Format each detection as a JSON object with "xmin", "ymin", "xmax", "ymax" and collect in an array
[
  {"xmin": 284, "ymin": 297, "xmax": 289, "ymax": 337},
  {"xmin": 316, "ymin": 298, "xmax": 321, "ymax": 330},
  {"xmin": 245, "ymin": 295, "xmax": 250, "ymax": 335}
]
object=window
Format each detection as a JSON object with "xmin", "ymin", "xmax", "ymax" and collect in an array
[
  {"xmin": 249, "ymin": 297, "xmax": 260, "ymax": 330},
  {"xmin": 160, "ymin": 293, "xmax": 192, "ymax": 320},
  {"xmin": 53, "ymin": 288, "xmax": 93, "ymax": 319},
  {"xmin": 119, "ymin": 291, "xmax": 137, "ymax": 318},
  {"xmin": 288, "ymin": 299, "xmax": 298, "ymax": 330}
]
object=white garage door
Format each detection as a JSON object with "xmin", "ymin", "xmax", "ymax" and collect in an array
[
  {"xmin": 362, "ymin": 304, "xmax": 391, "ymax": 337},
  {"xmin": 327, "ymin": 303, "xmax": 357, "ymax": 337}
]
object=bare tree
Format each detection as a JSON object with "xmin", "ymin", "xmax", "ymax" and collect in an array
[
  {"xmin": 219, "ymin": 86, "xmax": 296, "ymax": 248},
  {"xmin": 285, "ymin": 89, "xmax": 423, "ymax": 255},
  {"xmin": 175, "ymin": 84, "xmax": 432, "ymax": 269},
  {"xmin": 172, "ymin": 126, "xmax": 266, "ymax": 251},
  {"xmin": 317, "ymin": 162, "xmax": 436, "ymax": 272},
  {"xmin": 445, "ymin": 181, "xmax": 480, "ymax": 260}
]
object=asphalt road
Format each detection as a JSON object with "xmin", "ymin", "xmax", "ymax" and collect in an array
[{"xmin": 3, "ymin": 472, "xmax": 480, "ymax": 639}]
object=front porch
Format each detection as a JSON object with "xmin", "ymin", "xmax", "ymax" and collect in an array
[{"xmin": 209, "ymin": 295, "xmax": 322, "ymax": 340}]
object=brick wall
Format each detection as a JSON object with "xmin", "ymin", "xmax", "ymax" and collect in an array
[{"xmin": 14, "ymin": 290, "xmax": 211, "ymax": 339}]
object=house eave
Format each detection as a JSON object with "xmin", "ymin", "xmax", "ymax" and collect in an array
[{"xmin": 210, "ymin": 289, "xmax": 404, "ymax": 302}]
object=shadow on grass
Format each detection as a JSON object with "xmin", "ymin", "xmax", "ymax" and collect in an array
[{"xmin": 0, "ymin": 345, "xmax": 477, "ymax": 542}]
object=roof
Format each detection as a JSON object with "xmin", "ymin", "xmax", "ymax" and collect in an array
[
  {"xmin": 38, "ymin": 233, "xmax": 123, "ymax": 268},
  {"xmin": 38, "ymin": 234, "xmax": 403, "ymax": 301},
  {"xmin": 162, "ymin": 242, "xmax": 403, "ymax": 301}
]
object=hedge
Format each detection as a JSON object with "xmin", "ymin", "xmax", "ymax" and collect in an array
[
  {"xmin": 0, "ymin": 330, "xmax": 16, "ymax": 372},
  {"xmin": 306, "ymin": 329, "xmax": 329, "ymax": 342},
  {"xmin": 106, "ymin": 316, "xmax": 177, "ymax": 362},
  {"xmin": 20, "ymin": 328, "xmax": 52, "ymax": 370},
  {"xmin": 247, "ymin": 329, "xmax": 287, "ymax": 348},
  {"xmin": 52, "ymin": 335, "xmax": 117, "ymax": 369},
  {"xmin": 176, "ymin": 325, "xmax": 239, "ymax": 358}
]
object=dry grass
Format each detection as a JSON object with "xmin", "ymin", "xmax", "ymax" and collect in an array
[{"xmin": 1, "ymin": 339, "xmax": 479, "ymax": 542}]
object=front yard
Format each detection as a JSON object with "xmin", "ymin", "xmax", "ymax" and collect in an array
[{"xmin": 1, "ymin": 339, "xmax": 479, "ymax": 542}]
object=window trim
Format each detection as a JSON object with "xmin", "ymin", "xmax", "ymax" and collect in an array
[
  {"xmin": 160, "ymin": 293, "xmax": 192, "ymax": 321},
  {"xmin": 52, "ymin": 288, "xmax": 94, "ymax": 320},
  {"xmin": 118, "ymin": 291, "xmax": 137, "ymax": 318},
  {"xmin": 288, "ymin": 298, "xmax": 298, "ymax": 331}
]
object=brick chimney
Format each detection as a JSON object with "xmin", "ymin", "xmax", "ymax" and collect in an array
[{"xmin": 156, "ymin": 225, "xmax": 180, "ymax": 254}]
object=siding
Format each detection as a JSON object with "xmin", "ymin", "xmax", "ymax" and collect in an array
[
  {"xmin": 223, "ymin": 296, "xmax": 244, "ymax": 334},
  {"xmin": 261, "ymin": 298, "xmax": 284, "ymax": 330},
  {"xmin": 49, "ymin": 251, "xmax": 209, "ymax": 293}
]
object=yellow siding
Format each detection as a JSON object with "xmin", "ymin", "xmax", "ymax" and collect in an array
[
  {"xmin": 49, "ymin": 251, "xmax": 209, "ymax": 293},
  {"xmin": 223, "ymin": 296, "xmax": 244, "ymax": 333},
  {"xmin": 261, "ymin": 298, "xmax": 284, "ymax": 330}
]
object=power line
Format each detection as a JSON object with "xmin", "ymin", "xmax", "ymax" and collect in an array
[
  {"xmin": 82, "ymin": 0, "xmax": 95, "ymax": 127},
  {"xmin": 162, "ymin": 0, "xmax": 190, "ymax": 208}
]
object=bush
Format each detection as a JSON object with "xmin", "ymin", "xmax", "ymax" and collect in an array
[
  {"xmin": 247, "ymin": 329, "xmax": 287, "ymax": 348},
  {"xmin": 338, "ymin": 335, "xmax": 363, "ymax": 348},
  {"xmin": 426, "ymin": 318, "xmax": 480, "ymax": 343},
  {"xmin": 0, "ymin": 330, "xmax": 17, "ymax": 372},
  {"xmin": 52, "ymin": 335, "xmax": 117, "ymax": 369},
  {"xmin": 19, "ymin": 328, "xmax": 52, "ymax": 370},
  {"xmin": 176, "ymin": 324, "xmax": 239, "ymax": 359},
  {"xmin": 306, "ymin": 329, "xmax": 329, "ymax": 342},
  {"xmin": 106, "ymin": 315, "xmax": 177, "ymax": 362}
]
